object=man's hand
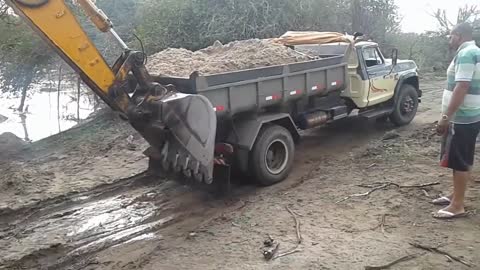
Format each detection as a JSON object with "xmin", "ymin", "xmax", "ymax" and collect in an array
[{"xmin": 436, "ymin": 118, "xmax": 449, "ymax": 135}]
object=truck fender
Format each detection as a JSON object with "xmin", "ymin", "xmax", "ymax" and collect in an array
[
  {"xmin": 227, "ymin": 113, "xmax": 300, "ymax": 150},
  {"xmin": 226, "ymin": 113, "xmax": 300, "ymax": 174},
  {"xmin": 393, "ymin": 73, "xmax": 421, "ymax": 105}
]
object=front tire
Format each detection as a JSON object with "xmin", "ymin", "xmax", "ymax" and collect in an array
[
  {"xmin": 250, "ymin": 125, "xmax": 295, "ymax": 186},
  {"xmin": 389, "ymin": 84, "xmax": 419, "ymax": 126}
]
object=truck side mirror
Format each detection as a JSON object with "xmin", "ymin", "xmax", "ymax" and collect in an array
[{"xmin": 391, "ymin": 48, "xmax": 398, "ymax": 66}]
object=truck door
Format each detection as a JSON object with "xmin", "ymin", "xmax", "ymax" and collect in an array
[{"xmin": 362, "ymin": 46, "xmax": 397, "ymax": 106}]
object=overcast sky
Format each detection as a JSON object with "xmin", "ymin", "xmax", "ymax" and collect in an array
[{"xmin": 398, "ymin": 0, "xmax": 478, "ymax": 33}]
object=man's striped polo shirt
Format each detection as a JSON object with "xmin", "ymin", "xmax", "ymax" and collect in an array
[{"xmin": 443, "ymin": 40, "xmax": 480, "ymax": 124}]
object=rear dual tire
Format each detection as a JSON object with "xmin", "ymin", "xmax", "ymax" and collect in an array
[{"xmin": 250, "ymin": 125, "xmax": 295, "ymax": 186}]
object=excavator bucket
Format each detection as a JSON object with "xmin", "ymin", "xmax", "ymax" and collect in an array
[{"xmin": 138, "ymin": 93, "xmax": 217, "ymax": 183}]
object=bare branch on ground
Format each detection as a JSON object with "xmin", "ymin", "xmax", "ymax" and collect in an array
[
  {"xmin": 410, "ymin": 243, "xmax": 472, "ymax": 268},
  {"xmin": 364, "ymin": 254, "xmax": 419, "ymax": 270},
  {"xmin": 337, "ymin": 182, "xmax": 440, "ymax": 203},
  {"xmin": 272, "ymin": 206, "xmax": 303, "ymax": 260}
]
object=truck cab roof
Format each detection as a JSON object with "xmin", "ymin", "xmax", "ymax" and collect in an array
[{"xmin": 354, "ymin": 41, "xmax": 379, "ymax": 48}]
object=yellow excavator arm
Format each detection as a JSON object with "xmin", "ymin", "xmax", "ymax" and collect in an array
[
  {"xmin": 5, "ymin": 0, "xmax": 218, "ymax": 183},
  {"xmin": 7, "ymin": 0, "xmax": 129, "ymax": 111}
]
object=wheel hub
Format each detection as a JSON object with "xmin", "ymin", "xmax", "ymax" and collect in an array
[
  {"xmin": 401, "ymin": 96, "xmax": 415, "ymax": 114},
  {"xmin": 265, "ymin": 139, "xmax": 289, "ymax": 175}
]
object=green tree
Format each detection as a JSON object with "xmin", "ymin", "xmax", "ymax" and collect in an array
[
  {"xmin": 0, "ymin": 15, "xmax": 52, "ymax": 112},
  {"xmin": 136, "ymin": 0, "xmax": 399, "ymax": 53},
  {"xmin": 385, "ymin": 4, "xmax": 479, "ymax": 72}
]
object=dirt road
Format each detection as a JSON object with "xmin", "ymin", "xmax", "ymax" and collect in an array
[{"xmin": 1, "ymin": 77, "xmax": 479, "ymax": 270}]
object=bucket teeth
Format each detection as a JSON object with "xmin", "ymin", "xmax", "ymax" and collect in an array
[
  {"xmin": 161, "ymin": 159, "xmax": 171, "ymax": 171},
  {"xmin": 194, "ymin": 173, "xmax": 203, "ymax": 183},
  {"xmin": 146, "ymin": 144, "xmax": 212, "ymax": 184},
  {"xmin": 183, "ymin": 169, "xmax": 192, "ymax": 178},
  {"xmin": 153, "ymin": 134, "xmax": 212, "ymax": 183}
]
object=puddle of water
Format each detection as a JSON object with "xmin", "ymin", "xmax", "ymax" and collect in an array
[
  {"xmin": 67, "ymin": 217, "xmax": 171, "ymax": 259},
  {"xmin": 0, "ymin": 187, "xmax": 169, "ymax": 264},
  {"xmin": 66, "ymin": 195, "xmax": 156, "ymax": 238},
  {"xmin": 124, "ymin": 232, "xmax": 158, "ymax": 244},
  {"xmin": 0, "ymin": 85, "xmax": 96, "ymax": 142},
  {"xmin": 71, "ymin": 195, "xmax": 91, "ymax": 202}
]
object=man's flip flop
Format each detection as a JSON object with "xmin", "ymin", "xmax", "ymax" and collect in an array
[
  {"xmin": 432, "ymin": 209, "xmax": 467, "ymax": 220},
  {"xmin": 431, "ymin": 196, "xmax": 451, "ymax": 206}
]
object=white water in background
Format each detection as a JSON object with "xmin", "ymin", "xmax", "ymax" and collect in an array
[{"xmin": 0, "ymin": 83, "xmax": 95, "ymax": 142}]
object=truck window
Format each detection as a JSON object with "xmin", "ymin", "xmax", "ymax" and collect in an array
[{"xmin": 363, "ymin": 47, "xmax": 384, "ymax": 68}]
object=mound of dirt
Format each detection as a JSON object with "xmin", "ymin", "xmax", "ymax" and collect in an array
[
  {"xmin": 0, "ymin": 132, "xmax": 26, "ymax": 153},
  {"xmin": 0, "ymin": 112, "xmax": 149, "ymax": 212},
  {"xmin": 147, "ymin": 39, "xmax": 310, "ymax": 77}
]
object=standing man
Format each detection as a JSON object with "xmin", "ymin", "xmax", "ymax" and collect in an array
[{"xmin": 434, "ymin": 23, "xmax": 480, "ymax": 219}]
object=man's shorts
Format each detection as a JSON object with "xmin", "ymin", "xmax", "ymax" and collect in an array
[{"xmin": 440, "ymin": 121, "xmax": 480, "ymax": 171}]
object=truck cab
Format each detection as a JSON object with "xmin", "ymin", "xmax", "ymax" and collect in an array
[
  {"xmin": 295, "ymin": 40, "xmax": 421, "ymax": 126},
  {"xmin": 350, "ymin": 41, "xmax": 420, "ymax": 108}
]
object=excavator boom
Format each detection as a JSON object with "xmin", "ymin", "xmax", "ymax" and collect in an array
[{"xmin": 5, "ymin": 0, "xmax": 217, "ymax": 182}]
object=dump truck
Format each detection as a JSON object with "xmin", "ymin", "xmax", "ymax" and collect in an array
[
  {"xmin": 153, "ymin": 35, "xmax": 421, "ymax": 186},
  {"xmin": 6, "ymin": 0, "xmax": 420, "ymax": 190}
]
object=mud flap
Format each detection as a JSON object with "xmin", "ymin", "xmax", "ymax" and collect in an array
[{"xmin": 213, "ymin": 164, "xmax": 231, "ymax": 195}]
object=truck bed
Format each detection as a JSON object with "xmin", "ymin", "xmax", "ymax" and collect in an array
[{"xmin": 156, "ymin": 53, "xmax": 348, "ymax": 118}]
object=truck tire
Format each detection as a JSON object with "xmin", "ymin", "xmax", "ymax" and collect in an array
[
  {"xmin": 250, "ymin": 124, "xmax": 295, "ymax": 186},
  {"xmin": 389, "ymin": 84, "xmax": 419, "ymax": 126}
]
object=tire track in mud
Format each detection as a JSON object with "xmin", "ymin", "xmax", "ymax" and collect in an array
[
  {"xmin": 0, "ymin": 172, "xmax": 149, "ymax": 227},
  {"xmin": 0, "ymin": 171, "xmax": 242, "ymax": 270}
]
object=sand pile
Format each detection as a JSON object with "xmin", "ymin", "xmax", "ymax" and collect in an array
[
  {"xmin": 147, "ymin": 39, "xmax": 310, "ymax": 77},
  {"xmin": 0, "ymin": 132, "xmax": 26, "ymax": 154}
]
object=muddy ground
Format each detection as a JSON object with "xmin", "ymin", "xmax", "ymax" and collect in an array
[{"xmin": 1, "ymin": 76, "xmax": 479, "ymax": 270}]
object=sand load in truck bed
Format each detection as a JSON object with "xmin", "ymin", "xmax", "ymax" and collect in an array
[{"xmin": 146, "ymin": 39, "xmax": 311, "ymax": 77}]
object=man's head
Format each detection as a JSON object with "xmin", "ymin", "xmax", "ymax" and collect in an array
[{"xmin": 449, "ymin": 23, "xmax": 473, "ymax": 51}]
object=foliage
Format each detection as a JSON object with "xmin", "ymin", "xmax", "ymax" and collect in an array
[
  {"xmin": 431, "ymin": 5, "xmax": 480, "ymax": 35},
  {"xmin": 349, "ymin": 0, "xmax": 401, "ymax": 44},
  {"xmin": 385, "ymin": 5, "xmax": 480, "ymax": 72},
  {"xmin": 82, "ymin": 0, "xmax": 139, "ymax": 63},
  {"xmin": 0, "ymin": 13, "xmax": 52, "ymax": 111},
  {"xmin": 136, "ymin": 0, "xmax": 400, "ymax": 53},
  {"xmin": 386, "ymin": 32, "xmax": 449, "ymax": 71}
]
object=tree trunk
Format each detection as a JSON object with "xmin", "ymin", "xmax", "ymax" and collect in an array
[
  {"xmin": 20, "ymin": 114, "xmax": 30, "ymax": 142},
  {"xmin": 77, "ymin": 76, "xmax": 81, "ymax": 122},
  {"xmin": 57, "ymin": 65, "xmax": 63, "ymax": 132},
  {"xmin": 17, "ymin": 66, "xmax": 35, "ymax": 112},
  {"xmin": 351, "ymin": 0, "xmax": 362, "ymax": 33},
  {"xmin": 47, "ymin": 69, "xmax": 52, "ymax": 118}
]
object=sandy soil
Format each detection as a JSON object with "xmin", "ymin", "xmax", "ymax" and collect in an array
[
  {"xmin": 146, "ymin": 39, "xmax": 309, "ymax": 77},
  {"xmin": 0, "ymin": 110, "xmax": 149, "ymax": 213},
  {"xmin": 1, "ymin": 76, "xmax": 479, "ymax": 270}
]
